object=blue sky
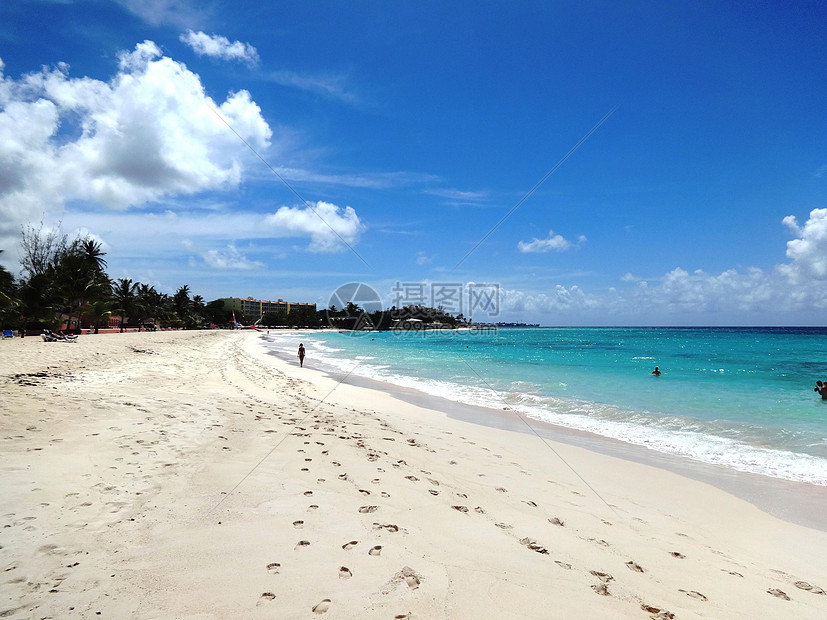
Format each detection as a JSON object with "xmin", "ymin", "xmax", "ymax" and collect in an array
[{"xmin": 0, "ymin": 0, "xmax": 825, "ymax": 325}]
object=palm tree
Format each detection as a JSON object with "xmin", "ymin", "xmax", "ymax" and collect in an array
[
  {"xmin": 82, "ymin": 299, "xmax": 112, "ymax": 334},
  {"xmin": 78, "ymin": 238, "xmax": 107, "ymax": 272},
  {"xmin": 111, "ymin": 278, "xmax": 138, "ymax": 332},
  {"xmin": 0, "ymin": 251, "xmax": 18, "ymax": 329},
  {"xmin": 173, "ymin": 285, "xmax": 191, "ymax": 327}
]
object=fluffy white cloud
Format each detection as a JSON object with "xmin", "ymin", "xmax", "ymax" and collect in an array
[
  {"xmin": 183, "ymin": 240, "xmax": 264, "ymax": 270},
  {"xmin": 264, "ymin": 201, "xmax": 364, "ymax": 252},
  {"xmin": 180, "ymin": 30, "xmax": 259, "ymax": 65},
  {"xmin": 0, "ymin": 42, "xmax": 271, "ymax": 259},
  {"xmin": 501, "ymin": 285, "xmax": 598, "ymax": 314},
  {"xmin": 779, "ymin": 208, "xmax": 827, "ymax": 283},
  {"xmin": 518, "ymin": 230, "xmax": 585, "ymax": 253}
]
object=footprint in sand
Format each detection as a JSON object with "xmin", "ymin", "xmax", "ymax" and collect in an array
[
  {"xmin": 258, "ymin": 592, "xmax": 275, "ymax": 604},
  {"xmin": 429, "ymin": 489, "xmax": 439, "ymax": 496},
  {"xmin": 768, "ymin": 588, "xmax": 790, "ymax": 600},
  {"xmin": 794, "ymin": 581, "xmax": 826, "ymax": 594},
  {"xmin": 359, "ymin": 506, "xmax": 379, "ymax": 513},
  {"xmin": 520, "ymin": 538, "xmax": 549, "ymax": 554},
  {"xmin": 452, "ymin": 505, "xmax": 469, "ymax": 513},
  {"xmin": 404, "ymin": 475, "xmax": 419, "ymax": 482},
  {"xmin": 339, "ymin": 566, "xmax": 352, "ymax": 579},
  {"xmin": 381, "ymin": 491, "xmax": 390, "ymax": 498},
  {"xmin": 304, "ymin": 491, "xmax": 313, "ymax": 497},
  {"xmin": 359, "ymin": 489, "xmax": 371, "ymax": 495},
  {"xmin": 369, "ymin": 545, "xmax": 382, "ymax": 556},
  {"xmin": 548, "ymin": 517, "xmax": 565, "ymax": 527},
  {"xmin": 555, "ymin": 561, "xmax": 572, "ymax": 570},
  {"xmin": 293, "ymin": 520, "xmax": 304, "ymax": 528},
  {"xmin": 669, "ymin": 551, "xmax": 685, "ymax": 559},
  {"xmin": 591, "ymin": 583, "xmax": 610, "ymax": 596},
  {"xmin": 312, "ymin": 599, "xmax": 331, "ymax": 614},
  {"xmin": 266, "ymin": 562, "xmax": 280, "ymax": 574},
  {"xmin": 625, "ymin": 561, "xmax": 644, "ymax": 573},
  {"xmin": 295, "ymin": 540, "xmax": 310, "ymax": 549},
  {"xmin": 343, "ymin": 541, "xmax": 359, "ymax": 550},
  {"xmin": 308, "ymin": 504, "xmax": 319, "ymax": 511},
  {"xmin": 679, "ymin": 589, "xmax": 707, "ymax": 601},
  {"xmin": 495, "ymin": 522, "xmax": 512, "ymax": 529},
  {"xmin": 641, "ymin": 604, "xmax": 674, "ymax": 619},
  {"xmin": 590, "ymin": 571, "xmax": 614, "ymax": 583}
]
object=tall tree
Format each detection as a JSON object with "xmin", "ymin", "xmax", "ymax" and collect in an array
[
  {"xmin": 19, "ymin": 221, "xmax": 68, "ymax": 279},
  {"xmin": 111, "ymin": 278, "xmax": 138, "ymax": 332},
  {"xmin": 0, "ymin": 251, "xmax": 18, "ymax": 329},
  {"xmin": 55, "ymin": 240, "xmax": 110, "ymax": 330}
]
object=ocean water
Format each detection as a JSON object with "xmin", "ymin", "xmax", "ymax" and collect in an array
[{"xmin": 263, "ymin": 327, "xmax": 827, "ymax": 485}]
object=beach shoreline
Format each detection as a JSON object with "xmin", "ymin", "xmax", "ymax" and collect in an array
[
  {"xmin": 263, "ymin": 332, "xmax": 827, "ymax": 532},
  {"xmin": 2, "ymin": 329, "xmax": 826, "ymax": 618}
]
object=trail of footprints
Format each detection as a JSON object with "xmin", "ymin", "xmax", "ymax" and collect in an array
[{"xmin": 245, "ymin": 371, "xmax": 826, "ymax": 618}]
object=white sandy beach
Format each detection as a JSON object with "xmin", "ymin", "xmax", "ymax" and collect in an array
[{"xmin": 1, "ymin": 329, "xmax": 826, "ymax": 619}]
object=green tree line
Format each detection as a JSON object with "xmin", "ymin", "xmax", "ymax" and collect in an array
[{"xmin": 0, "ymin": 225, "xmax": 232, "ymax": 333}]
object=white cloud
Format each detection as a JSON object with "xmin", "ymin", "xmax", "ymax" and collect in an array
[
  {"xmin": 264, "ymin": 201, "xmax": 364, "ymax": 253},
  {"xmin": 416, "ymin": 252, "xmax": 433, "ymax": 266},
  {"xmin": 180, "ymin": 30, "xmax": 259, "ymax": 65},
  {"xmin": 267, "ymin": 70, "xmax": 359, "ymax": 104},
  {"xmin": 0, "ymin": 42, "xmax": 272, "ymax": 259},
  {"xmin": 424, "ymin": 188, "xmax": 489, "ymax": 205},
  {"xmin": 518, "ymin": 230, "xmax": 585, "ymax": 253},
  {"xmin": 116, "ymin": 0, "xmax": 207, "ymax": 28},
  {"xmin": 271, "ymin": 166, "xmax": 439, "ymax": 189},
  {"xmin": 779, "ymin": 208, "xmax": 827, "ymax": 283},
  {"xmin": 501, "ymin": 285, "xmax": 598, "ymax": 315},
  {"xmin": 495, "ymin": 211, "xmax": 827, "ymax": 323},
  {"xmin": 183, "ymin": 241, "xmax": 264, "ymax": 270}
]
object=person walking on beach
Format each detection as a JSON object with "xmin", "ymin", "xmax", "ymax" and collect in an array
[
  {"xmin": 814, "ymin": 380, "xmax": 827, "ymax": 399},
  {"xmin": 298, "ymin": 343, "xmax": 305, "ymax": 368},
  {"xmin": 651, "ymin": 366, "xmax": 662, "ymax": 376}
]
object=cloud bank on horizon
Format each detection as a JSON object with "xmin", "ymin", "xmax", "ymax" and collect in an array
[{"xmin": 0, "ymin": 2, "xmax": 825, "ymax": 325}]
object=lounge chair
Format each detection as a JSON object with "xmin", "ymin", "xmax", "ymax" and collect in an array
[
  {"xmin": 2, "ymin": 329, "xmax": 13, "ymax": 339},
  {"xmin": 42, "ymin": 329, "xmax": 77, "ymax": 342}
]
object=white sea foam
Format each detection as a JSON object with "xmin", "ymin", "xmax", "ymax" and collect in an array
[{"xmin": 261, "ymin": 334, "xmax": 827, "ymax": 485}]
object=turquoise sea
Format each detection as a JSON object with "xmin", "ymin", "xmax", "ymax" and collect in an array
[{"xmin": 264, "ymin": 327, "xmax": 827, "ymax": 485}]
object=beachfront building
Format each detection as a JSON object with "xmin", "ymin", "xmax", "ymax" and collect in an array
[{"xmin": 214, "ymin": 296, "xmax": 316, "ymax": 319}]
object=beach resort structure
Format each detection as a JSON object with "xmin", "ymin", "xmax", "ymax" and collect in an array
[{"xmin": 214, "ymin": 296, "xmax": 316, "ymax": 318}]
